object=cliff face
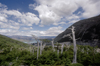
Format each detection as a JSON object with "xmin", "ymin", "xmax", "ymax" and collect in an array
[{"xmin": 54, "ymin": 15, "xmax": 100, "ymax": 46}]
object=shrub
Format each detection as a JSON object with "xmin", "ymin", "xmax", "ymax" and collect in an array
[{"xmin": 69, "ymin": 63, "xmax": 84, "ymax": 66}]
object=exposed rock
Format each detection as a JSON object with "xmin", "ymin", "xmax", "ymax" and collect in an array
[{"xmin": 54, "ymin": 15, "xmax": 100, "ymax": 47}]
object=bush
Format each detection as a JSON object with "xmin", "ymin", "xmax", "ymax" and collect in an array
[{"xmin": 69, "ymin": 63, "xmax": 84, "ymax": 66}]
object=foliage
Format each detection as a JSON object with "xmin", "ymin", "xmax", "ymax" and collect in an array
[
  {"xmin": 0, "ymin": 34, "xmax": 100, "ymax": 66},
  {"xmin": 69, "ymin": 63, "xmax": 84, "ymax": 66},
  {"xmin": 40, "ymin": 39, "xmax": 51, "ymax": 43}
]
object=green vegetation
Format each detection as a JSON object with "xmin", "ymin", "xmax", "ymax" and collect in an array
[
  {"xmin": 40, "ymin": 39, "xmax": 51, "ymax": 43},
  {"xmin": 69, "ymin": 63, "xmax": 84, "ymax": 66},
  {"xmin": 0, "ymin": 34, "xmax": 100, "ymax": 66}
]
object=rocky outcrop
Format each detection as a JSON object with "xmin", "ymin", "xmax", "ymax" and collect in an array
[{"xmin": 54, "ymin": 15, "xmax": 100, "ymax": 47}]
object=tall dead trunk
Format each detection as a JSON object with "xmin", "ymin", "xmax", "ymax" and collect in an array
[
  {"xmin": 30, "ymin": 45, "xmax": 32, "ymax": 53},
  {"xmin": 37, "ymin": 41, "xmax": 39, "ymax": 60},
  {"xmin": 72, "ymin": 26, "xmax": 77, "ymax": 63},
  {"xmin": 43, "ymin": 43, "xmax": 46, "ymax": 50},
  {"xmin": 61, "ymin": 44, "xmax": 64, "ymax": 54},
  {"xmin": 33, "ymin": 48, "xmax": 34, "ymax": 55},
  {"xmin": 51, "ymin": 39, "xmax": 55, "ymax": 51},
  {"xmin": 57, "ymin": 50, "xmax": 59, "ymax": 57},
  {"xmin": 40, "ymin": 41, "xmax": 42, "ymax": 55}
]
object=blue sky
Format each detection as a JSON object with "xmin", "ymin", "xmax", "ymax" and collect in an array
[{"xmin": 0, "ymin": 0, "xmax": 100, "ymax": 36}]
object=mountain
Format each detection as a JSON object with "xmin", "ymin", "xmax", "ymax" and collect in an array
[
  {"xmin": 8, "ymin": 35, "xmax": 56, "ymax": 43},
  {"xmin": 54, "ymin": 15, "xmax": 100, "ymax": 47},
  {"xmin": 8, "ymin": 35, "xmax": 34, "ymax": 42}
]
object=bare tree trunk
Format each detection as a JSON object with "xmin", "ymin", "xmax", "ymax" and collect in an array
[
  {"xmin": 51, "ymin": 40, "xmax": 55, "ymax": 51},
  {"xmin": 30, "ymin": 45, "xmax": 31, "ymax": 53},
  {"xmin": 37, "ymin": 41, "xmax": 39, "ymax": 60},
  {"xmin": 16, "ymin": 57, "xmax": 18, "ymax": 61},
  {"xmin": 72, "ymin": 26, "xmax": 77, "ymax": 63},
  {"xmin": 40, "ymin": 41, "xmax": 42, "ymax": 55},
  {"xmin": 57, "ymin": 50, "xmax": 59, "ymax": 56},
  {"xmin": 43, "ymin": 43, "xmax": 46, "ymax": 50},
  {"xmin": 33, "ymin": 48, "xmax": 34, "ymax": 55},
  {"xmin": 61, "ymin": 44, "xmax": 64, "ymax": 54}
]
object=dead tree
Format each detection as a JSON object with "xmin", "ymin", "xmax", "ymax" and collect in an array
[
  {"xmin": 71, "ymin": 26, "xmax": 77, "ymax": 63},
  {"xmin": 33, "ymin": 47, "xmax": 34, "ymax": 55},
  {"xmin": 51, "ymin": 38, "xmax": 55, "ymax": 51},
  {"xmin": 61, "ymin": 43, "xmax": 64, "ymax": 54},
  {"xmin": 32, "ymin": 35, "xmax": 39, "ymax": 60},
  {"xmin": 30, "ymin": 45, "xmax": 32, "ymax": 53},
  {"xmin": 40, "ymin": 41, "xmax": 42, "ymax": 55},
  {"xmin": 57, "ymin": 50, "xmax": 59, "ymax": 57},
  {"xmin": 62, "ymin": 26, "xmax": 77, "ymax": 63},
  {"xmin": 43, "ymin": 43, "xmax": 46, "ymax": 50}
]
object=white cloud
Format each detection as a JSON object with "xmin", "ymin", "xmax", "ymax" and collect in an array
[
  {"xmin": 53, "ymin": 22, "xmax": 67, "ymax": 25},
  {"xmin": 0, "ymin": 0, "xmax": 100, "ymax": 36},
  {"xmin": 0, "ymin": 16, "xmax": 7, "ymax": 22},
  {"xmin": 0, "ymin": 12, "xmax": 8, "ymax": 22},
  {"xmin": 75, "ymin": 0, "xmax": 100, "ymax": 18},
  {"xmin": 35, "ymin": 4, "xmax": 61, "ymax": 25},
  {"xmin": 30, "ymin": 0, "xmax": 79, "ymax": 26},
  {"xmin": 22, "ymin": 27, "xmax": 33, "ymax": 30},
  {"xmin": 0, "ymin": 2, "xmax": 40, "ymax": 30},
  {"xmin": 59, "ymin": 22, "xmax": 67, "ymax": 25},
  {"xmin": 39, "ymin": 26, "xmax": 63, "ymax": 36},
  {"xmin": 66, "ymin": 14, "xmax": 80, "ymax": 23},
  {"xmin": 3, "ymin": 10, "xmax": 40, "ymax": 26},
  {"xmin": 0, "ymin": 26, "xmax": 63, "ymax": 36},
  {"xmin": 39, "ymin": 24, "xmax": 44, "ymax": 27},
  {"xmin": 0, "ymin": 2, "xmax": 40, "ymax": 35},
  {"xmin": 29, "ymin": 0, "xmax": 100, "ymax": 26},
  {"xmin": 29, "ymin": 4, "xmax": 37, "ymax": 9},
  {"xmin": 0, "ymin": 3, "xmax": 7, "ymax": 10}
]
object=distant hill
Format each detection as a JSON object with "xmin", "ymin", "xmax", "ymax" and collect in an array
[
  {"xmin": 0, "ymin": 34, "xmax": 31, "ymax": 49},
  {"xmin": 54, "ymin": 15, "xmax": 100, "ymax": 47},
  {"xmin": 8, "ymin": 35, "xmax": 56, "ymax": 43}
]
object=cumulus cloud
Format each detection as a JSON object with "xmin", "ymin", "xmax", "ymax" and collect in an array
[
  {"xmin": 0, "ymin": 3, "xmax": 8, "ymax": 22},
  {"xmin": 0, "ymin": 26, "xmax": 63, "ymax": 36},
  {"xmin": 75, "ymin": 0, "xmax": 100, "ymax": 18},
  {"xmin": 0, "ymin": 2, "xmax": 40, "ymax": 29},
  {"xmin": 35, "ymin": 5, "xmax": 61, "ymax": 25},
  {"xmin": 33, "ymin": 0, "xmax": 78, "ymax": 26},
  {"xmin": 22, "ymin": 27, "xmax": 33, "ymax": 30},
  {"xmin": 0, "ymin": 0, "xmax": 100, "ymax": 36},
  {"xmin": 29, "ymin": 0, "xmax": 100, "ymax": 26},
  {"xmin": 2, "ymin": 10, "xmax": 40, "ymax": 26},
  {"xmin": 0, "ymin": 2, "xmax": 40, "ymax": 34},
  {"xmin": 0, "ymin": 3, "xmax": 7, "ymax": 10},
  {"xmin": 38, "ymin": 26, "xmax": 63, "ymax": 36},
  {"xmin": 29, "ymin": 4, "xmax": 37, "ymax": 9}
]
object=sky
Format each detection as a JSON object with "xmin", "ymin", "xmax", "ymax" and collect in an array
[{"xmin": 0, "ymin": 0, "xmax": 100, "ymax": 36}]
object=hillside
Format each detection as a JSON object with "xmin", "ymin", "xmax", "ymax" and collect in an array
[
  {"xmin": 0, "ymin": 34, "xmax": 35, "ymax": 66},
  {"xmin": 54, "ymin": 15, "xmax": 100, "ymax": 47},
  {"xmin": 0, "ymin": 34, "xmax": 31, "ymax": 49}
]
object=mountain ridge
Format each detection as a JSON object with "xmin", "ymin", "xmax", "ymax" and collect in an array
[{"xmin": 54, "ymin": 15, "xmax": 100, "ymax": 47}]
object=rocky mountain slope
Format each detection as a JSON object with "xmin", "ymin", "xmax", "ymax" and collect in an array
[{"xmin": 54, "ymin": 15, "xmax": 100, "ymax": 47}]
